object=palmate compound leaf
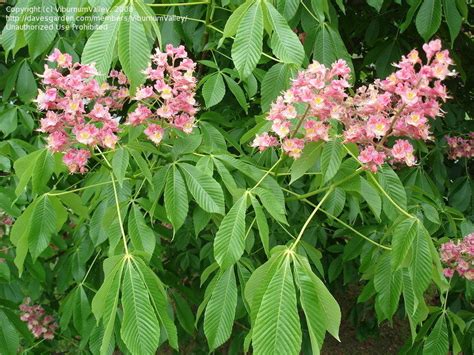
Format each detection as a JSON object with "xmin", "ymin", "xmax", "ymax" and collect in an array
[
  {"xmin": 120, "ymin": 259, "xmax": 161, "ymax": 355},
  {"xmin": 214, "ymin": 194, "xmax": 248, "ymax": 269},
  {"xmin": 252, "ymin": 253, "xmax": 302, "ymax": 355},
  {"xmin": 204, "ymin": 266, "xmax": 238, "ymax": 351}
]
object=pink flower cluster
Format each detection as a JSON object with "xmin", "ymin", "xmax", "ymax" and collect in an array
[
  {"xmin": 252, "ymin": 40, "xmax": 455, "ymax": 171},
  {"xmin": 440, "ymin": 233, "xmax": 474, "ymax": 280},
  {"xmin": 446, "ymin": 133, "xmax": 474, "ymax": 160},
  {"xmin": 19, "ymin": 298, "xmax": 58, "ymax": 340},
  {"xmin": 36, "ymin": 49, "xmax": 129, "ymax": 173},
  {"xmin": 127, "ymin": 44, "xmax": 198, "ymax": 145}
]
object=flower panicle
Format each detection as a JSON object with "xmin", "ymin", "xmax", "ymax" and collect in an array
[{"xmin": 252, "ymin": 39, "xmax": 457, "ymax": 170}]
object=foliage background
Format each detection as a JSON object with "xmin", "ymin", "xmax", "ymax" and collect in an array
[{"xmin": 0, "ymin": 0, "xmax": 473, "ymax": 354}]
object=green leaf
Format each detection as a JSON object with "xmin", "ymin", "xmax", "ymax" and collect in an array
[
  {"xmin": 16, "ymin": 61, "xmax": 37, "ymax": 103},
  {"xmin": 375, "ymin": 40, "xmax": 402, "ymax": 78},
  {"xmin": 220, "ymin": 0, "xmax": 254, "ymax": 45},
  {"xmin": 32, "ymin": 149, "xmax": 55, "ymax": 194},
  {"xmin": 415, "ymin": 0, "xmax": 442, "ymax": 41},
  {"xmin": 120, "ymin": 260, "xmax": 160, "ymax": 355},
  {"xmin": 92, "ymin": 256, "xmax": 124, "ymax": 354},
  {"xmin": 14, "ymin": 149, "xmax": 42, "ymax": 196},
  {"xmin": 179, "ymin": 163, "xmax": 224, "ymax": 215},
  {"xmin": 290, "ymin": 142, "xmax": 322, "ymax": 184},
  {"xmin": 253, "ymin": 255, "xmax": 302, "ymax": 355},
  {"xmin": 360, "ymin": 177, "xmax": 381, "ymax": 219},
  {"xmin": 128, "ymin": 204, "xmax": 156, "ymax": 258},
  {"xmin": 245, "ymin": 253, "xmax": 283, "ymax": 325},
  {"xmin": 374, "ymin": 252, "xmax": 402, "ymax": 320},
  {"xmin": 264, "ymin": 2, "xmax": 305, "ymax": 64},
  {"xmin": 112, "ymin": 147, "xmax": 129, "ymax": 187},
  {"xmin": 313, "ymin": 24, "xmax": 354, "ymax": 82},
  {"xmin": 376, "ymin": 166, "xmax": 407, "ymax": 220},
  {"xmin": 232, "ymin": 1, "xmax": 264, "ymax": 78},
  {"xmin": 118, "ymin": 4, "xmax": 151, "ymax": 91},
  {"xmin": 202, "ymin": 73, "xmax": 226, "ymax": 108},
  {"xmin": 322, "ymin": 188, "xmax": 346, "ymax": 217},
  {"xmin": 204, "ymin": 267, "xmax": 238, "ymax": 351},
  {"xmin": 73, "ymin": 285, "xmax": 91, "ymax": 333},
  {"xmin": 24, "ymin": 0, "xmax": 58, "ymax": 59},
  {"xmin": 173, "ymin": 292, "xmax": 195, "ymax": 335},
  {"xmin": 223, "ymin": 74, "xmax": 248, "ymax": 112},
  {"xmin": 411, "ymin": 224, "xmax": 432, "ymax": 297},
  {"xmin": 164, "ymin": 165, "xmax": 188, "ymax": 231},
  {"xmin": 82, "ymin": 4, "xmax": 124, "ymax": 80},
  {"xmin": 391, "ymin": 218, "xmax": 418, "ymax": 269},
  {"xmin": 321, "ymin": 140, "xmax": 346, "ymax": 183},
  {"xmin": 367, "ymin": 0, "xmax": 384, "ymax": 12},
  {"xmin": 28, "ymin": 195, "xmax": 64, "ymax": 261},
  {"xmin": 400, "ymin": 0, "xmax": 422, "ymax": 32},
  {"xmin": 0, "ymin": 108, "xmax": 18, "ymax": 137},
  {"xmin": 443, "ymin": 0, "xmax": 462, "ymax": 43},
  {"xmin": 294, "ymin": 255, "xmax": 341, "ymax": 352},
  {"xmin": 0, "ymin": 0, "xmax": 29, "ymax": 58},
  {"xmin": 0, "ymin": 310, "xmax": 19, "ymax": 355},
  {"xmin": 423, "ymin": 314, "xmax": 449, "ymax": 355},
  {"xmin": 250, "ymin": 195, "xmax": 270, "ymax": 257},
  {"xmin": 133, "ymin": 258, "xmax": 178, "ymax": 350},
  {"xmin": 254, "ymin": 187, "xmax": 287, "ymax": 225},
  {"xmin": 214, "ymin": 195, "xmax": 248, "ymax": 269},
  {"xmin": 276, "ymin": 0, "xmax": 299, "ymax": 20},
  {"xmin": 129, "ymin": 148, "xmax": 153, "ymax": 185},
  {"xmin": 261, "ymin": 63, "xmax": 297, "ymax": 112}
]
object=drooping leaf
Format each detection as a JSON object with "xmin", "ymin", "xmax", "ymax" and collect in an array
[
  {"xmin": 204, "ymin": 266, "xmax": 238, "ymax": 351},
  {"xmin": 111, "ymin": 147, "xmax": 129, "ymax": 187},
  {"xmin": 290, "ymin": 142, "xmax": 322, "ymax": 184},
  {"xmin": 179, "ymin": 163, "xmax": 225, "ymax": 215},
  {"xmin": 232, "ymin": 1, "xmax": 264, "ymax": 79},
  {"xmin": 261, "ymin": 63, "xmax": 297, "ymax": 112},
  {"xmin": 82, "ymin": 4, "xmax": 125, "ymax": 80},
  {"xmin": 374, "ymin": 252, "xmax": 402, "ymax": 320},
  {"xmin": 360, "ymin": 177, "xmax": 381, "ymax": 219},
  {"xmin": 120, "ymin": 260, "xmax": 160, "ymax": 355},
  {"xmin": 321, "ymin": 140, "xmax": 346, "ymax": 183},
  {"xmin": 250, "ymin": 195, "xmax": 270, "ymax": 257},
  {"xmin": 164, "ymin": 165, "xmax": 188, "ymax": 231},
  {"xmin": 202, "ymin": 73, "xmax": 226, "ymax": 108},
  {"xmin": 264, "ymin": 2, "xmax": 305, "ymax": 64},
  {"xmin": 423, "ymin": 314, "xmax": 449, "ymax": 355},
  {"xmin": 0, "ymin": 310, "xmax": 19, "ymax": 355},
  {"xmin": 133, "ymin": 257, "xmax": 178, "ymax": 350},
  {"xmin": 24, "ymin": 0, "xmax": 58, "ymax": 59},
  {"xmin": 415, "ymin": 0, "xmax": 442, "ymax": 41},
  {"xmin": 410, "ymin": 224, "xmax": 433, "ymax": 297},
  {"xmin": 118, "ymin": 4, "xmax": 152, "ymax": 91},
  {"xmin": 391, "ymin": 218, "xmax": 418, "ymax": 269},
  {"xmin": 128, "ymin": 204, "xmax": 156, "ymax": 258},
  {"xmin": 252, "ymin": 255, "xmax": 302, "ymax": 355},
  {"xmin": 214, "ymin": 195, "xmax": 248, "ymax": 269},
  {"xmin": 294, "ymin": 255, "xmax": 341, "ymax": 352}
]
